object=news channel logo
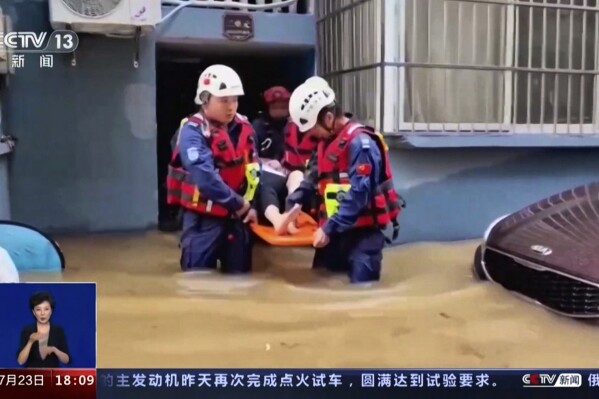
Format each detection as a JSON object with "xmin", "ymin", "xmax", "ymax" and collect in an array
[
  {"xmin": 522, "ymin": 373, "xmax": 582, "ymax": 388},
  {"xmin": 0, "ymin": 31, "xmax": 79, "ymax": 53}
]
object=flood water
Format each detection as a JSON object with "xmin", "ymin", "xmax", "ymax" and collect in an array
[{"xmin": 20, "ymin": 231, "xmax": 599, "ymax": 368}]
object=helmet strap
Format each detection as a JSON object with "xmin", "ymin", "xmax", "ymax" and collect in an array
[{"xmin": 317, "ymin": 111, "xmax": 336, "ymax": 137}]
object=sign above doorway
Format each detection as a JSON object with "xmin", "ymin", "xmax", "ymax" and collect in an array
[{"xmin": 222, "ymin": 12, "xmax": 254, "ymax": 41}]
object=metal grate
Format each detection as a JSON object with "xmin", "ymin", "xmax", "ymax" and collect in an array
[
  {"xmin": 316, "ymin": 0, "xmax": 384, "ymax": 128},
  {"xmin": 484, "ymin": 248, "xmax": 599, "ymax": 317},
  {"xmin": 61, "ymin": 0, "xmax": 123, "ymax": 18},
  {"xmin": 317, "ymin": 0, "xmax": 599, "ymax": 135}
]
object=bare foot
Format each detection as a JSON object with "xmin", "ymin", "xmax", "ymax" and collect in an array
[
  {"xmin": 275, "ymin": 204, "xmax": 302, "ymax": 235},
  {"xmin": 287, "ymin": 222, "xmax": 300, "ymax": 235},
  {"xmin": 270, "ymin": 218, "xmax": 285, "ymax": 235}
]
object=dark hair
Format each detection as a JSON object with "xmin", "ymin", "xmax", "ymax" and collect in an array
[
  {"xmin": 316, "ymin": 103, "xmax": 344, "ymax": 125},
  {"xmin": 199, "ymin": 91, "xmax": 211, "ymax": 105},
  {"xmin": 29, "ymin": 291, "xmax": 54, "ymax": 311}
]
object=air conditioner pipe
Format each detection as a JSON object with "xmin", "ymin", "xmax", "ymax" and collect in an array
[
  {"xmin": 105, "ymin": 0, "xmax": 298, "ymax": 39},
  {"xmin": 159, "ymin": 0, "xmax": 299, "ymax": 25}
]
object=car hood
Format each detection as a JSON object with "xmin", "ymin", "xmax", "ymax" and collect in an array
[{"xmin": 486, "ymin": 181, "xmax": 599, "ymax": 282}]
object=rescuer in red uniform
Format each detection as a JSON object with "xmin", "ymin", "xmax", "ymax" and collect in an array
[
  {"xmin": 166, "ymin": 65, "xmax": 260, "ymax": 273},
  {"xmin": 285, "ymin": 79, "xmax": 405, "ymax": 283}
]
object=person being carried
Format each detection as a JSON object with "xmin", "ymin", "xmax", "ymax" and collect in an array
[
  {"xmin": 284, "ymin": 78, "xmax": 405, "ymax": 284},
  {"xmin": 166, "ymin": 64, "xmax": 259, "ymax": 274},
  {"xmin": 251, "ymin": 85, "xmax": 318, "ymax": 235}
]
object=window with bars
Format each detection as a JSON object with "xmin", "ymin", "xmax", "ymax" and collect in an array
[
  {"xmin": 400, "ymin": 0, "xmax": 599, "ymax": 134},
  {"xmin": 315, "ymin": 0, "xmax": 384, "ymax": 128}
]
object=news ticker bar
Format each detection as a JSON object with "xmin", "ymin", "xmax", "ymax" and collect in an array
[
  {"xmin": 1, "ymin": 369, "xmax": 599, "ymax": 399},
  {"xmin": 0, "ymin": 368, "xmax": 95, "ymax": 399},
  {"xmin": 96, "ymin": 369, "xmax": 599, "ymax": 399}
]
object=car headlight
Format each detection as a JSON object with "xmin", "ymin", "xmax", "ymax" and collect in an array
[{"xmin": 483, "ymin": 214, "xmax": 509, "ymax": 242}]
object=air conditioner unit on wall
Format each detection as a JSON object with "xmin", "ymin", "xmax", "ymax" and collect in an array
[
  {"xmin": 49, "ymin": 0, "xmax": 161, "ymax": 68},
  {"xmin": 49, "ymin": 0, "xmax": 160, "ymax": 36}
]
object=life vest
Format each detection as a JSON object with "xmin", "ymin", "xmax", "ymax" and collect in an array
[
  {"xmin": 283, "ymin": 122, "xmax": 319, "ymax": 171},
  {"xmin": 316, "ymin": 122, "xmax": 405, "ymax": 242},
  {"xmin": 166, "ymin": 113, "xmax": 260, "ymax": 217}
]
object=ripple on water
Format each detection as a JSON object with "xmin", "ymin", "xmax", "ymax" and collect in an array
[{"xmin": 175, "ymin": 270, "xmax": 265, "ymax": 297}]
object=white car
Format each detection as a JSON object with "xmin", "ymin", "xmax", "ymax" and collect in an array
[{"xmin": 0, "ymin": 247, "xmax": 19, "ymax": 283}]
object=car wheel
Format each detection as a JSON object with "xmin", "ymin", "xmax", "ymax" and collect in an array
[{"xmin": 472, "ymin": 245, "xmax": 488, "ymax": 281}]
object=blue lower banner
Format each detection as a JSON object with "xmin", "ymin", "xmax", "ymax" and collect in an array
[{"xmin": 97, "ymin": 369, "xmax": 599, "ymax": 398}]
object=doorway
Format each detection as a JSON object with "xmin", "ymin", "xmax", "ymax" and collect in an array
[{"xmin": 155, "ymin": 48, "xmax": 315, "ymax": 230}]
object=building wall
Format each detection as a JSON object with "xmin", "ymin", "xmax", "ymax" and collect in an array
[
  {"xmin": 2, "ymin": 0, "xmax": 598, "ymax": 243},
  {"xmin": 0, "ymin": 152, "xmax": 9, "ymax": 220},
  {"xmin": 1, "ymin": 0, "xmax": 158, "ymax": 232},
  {"xmin": 390, "ymin": 147, "xmax": 599, "ymax": 243}
]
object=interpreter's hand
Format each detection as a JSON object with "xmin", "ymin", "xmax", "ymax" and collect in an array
[
  {"xmin": 28, "ymin": 332, "xmax": 43, "ymax": 343},
  {"xmin": 235, "ymin": 200, "xmax": 251, "ymax": 218},
  {"xmin": 243, "ymin": 209, "xmax": 257, "ymax": 224},
  {"xmin": 312, "ymin": 228, "xmax": 330, "ymax": 248},
  {"xmin": 39, "ymin": 346, "xmax": 55, "ymax": 359}
]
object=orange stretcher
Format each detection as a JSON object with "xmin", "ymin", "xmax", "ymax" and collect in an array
[{"xmin": 250, "ymin": 212, "xmax": 318, "ymax": 246}]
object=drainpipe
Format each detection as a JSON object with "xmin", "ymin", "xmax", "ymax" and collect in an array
[{"xmin": 0, "ymin": 101, "xmax": 14, "ymax": 220}]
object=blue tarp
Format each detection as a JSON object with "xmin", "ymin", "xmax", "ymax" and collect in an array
[{"xmin": 0, "ymin": 221, "xmax": 64, "ymax": 272}]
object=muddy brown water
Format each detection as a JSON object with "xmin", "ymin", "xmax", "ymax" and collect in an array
[{"xmin": 20, "ymin": 231, "xmax": 599, "ymax": 368}]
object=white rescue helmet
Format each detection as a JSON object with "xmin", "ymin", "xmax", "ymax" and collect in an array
[
  {"xmin": 289, "ymin": 82, "xmax": 336, "ymax": 132},
  {"xmin": 303, "ymin": 76, "xmax": 331, "ymax": 90},
  {"xmin": 194, "ymin": 64, "xmax": 244, "ymax": 104}
]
